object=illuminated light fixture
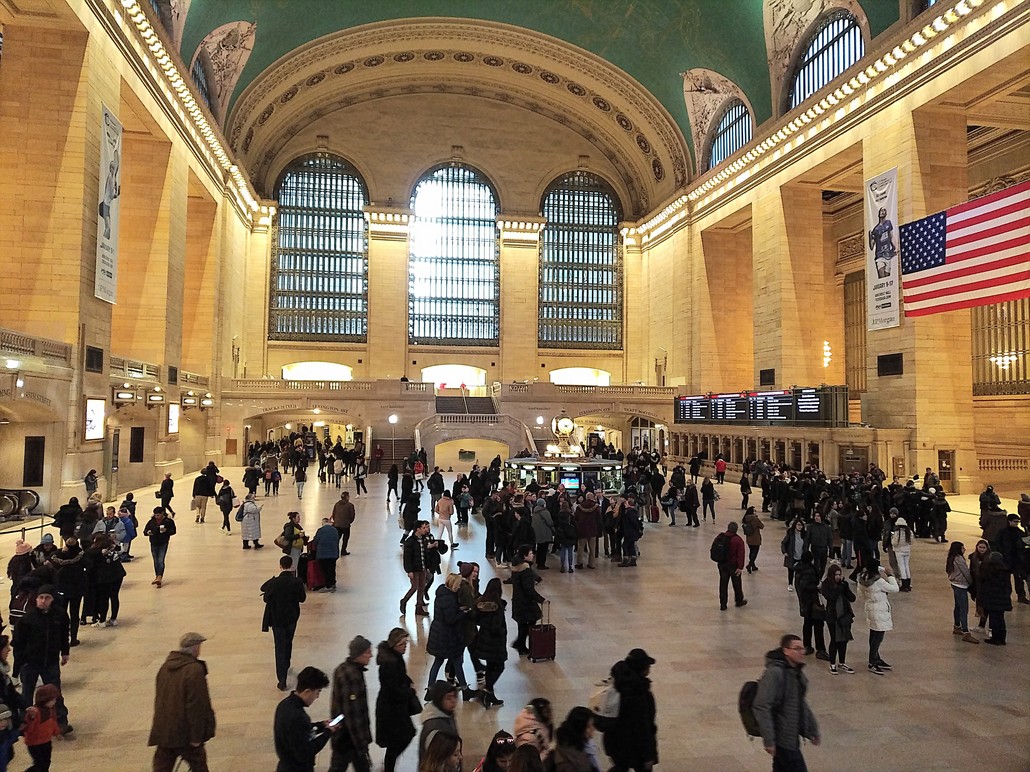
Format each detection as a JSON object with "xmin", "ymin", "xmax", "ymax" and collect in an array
[
  {"xmin": 944, "ymin": 9, "xmax": 960, "ymax": 24},
  {"xmin": 536, "ymin": 416, "xmax": 545, "ymax": 425},
  {"xmin": 147, "ymin": 392, "xmax": 165, "ymax": 404},
  {"xmin": 874, "ymin": 59, "xmax": 887, "ymax": 73},
  {"xmin": 921, "ymin": 24, "xmax": 938, "ymax": 39},
  {"xmin": 989, "ymin": 354, "xmax": 1017, "ymax": 369},
  {"xmin": 15, "ymin": 375, "xmax": 24, "ymax": 389},
  {"xmin": 313, "ymin": 408, "xmax": 321, "ymax": 414},
  {"xmin": 5, "ymin": 359, "xmax": 19, "ymax": 369},
  {"xmin": 200, "ymin": 397, "xmax": 214, "ymax": 408},
  {"xmin": 823, "ymin": 341, "xmax": 832, "ymax": 369},
  {"xmin": 903, "ymin": 39, "xmax": 918, "ymax": 52},
  {"xmin": 284, "ymin": 423, "xmax": 292, "ymax": 430},
  {"xmin": 388, "ymin": 414, "xmax": 398, "ymax": 425}
]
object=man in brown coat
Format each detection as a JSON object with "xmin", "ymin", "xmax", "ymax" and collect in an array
[
  {"xmin": 331, "ymin": 491, "xmax": 356, "ymax": 556},
  {"xmin": 148, "ymin": 632, "xmax": 217, "ymax": 772}
]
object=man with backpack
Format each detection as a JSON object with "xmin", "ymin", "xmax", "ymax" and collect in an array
[
  {"xmin": 750, "ymin": 633, "xmax": 820, "ymax": 771},
  {"xmin": 713, "ymin": 522, "xmax": 747, "ymax": 611}
]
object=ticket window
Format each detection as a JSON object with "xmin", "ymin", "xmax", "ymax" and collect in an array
[{"xmin": 937, "ymin": 450, "xmax": 955, "ymax": 493}]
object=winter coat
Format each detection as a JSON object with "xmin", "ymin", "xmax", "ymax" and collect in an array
[
  {"xmin": 575, "ymin": 501, "xmax": 602, "ymax": 539},
  {"xmin": 13, "ymin": 606, "xmax": 69, "ymax": 668},
  {"xmin": 804, "ymin": 522, "xmax": 832, "ymax": 554},
  {"xmin": 418, "ymin": 702, "xmax": 457, "ymax": 763},
  {"xmin": 857, "ymin": 572, "xmax": 899, "ymax": 632},
  {"xmin": 471, "ymin": 597, "xmax": 508, "ymax": 664},
  {"xmin": 793, "ymin": 560, "xmax": 822, "ymax": 618},
  {"xmin": 240, "ymin": 500, "xmax": 262, "ymax": 541},
  {"xmin": 53, "ymin": 503, "xmax": 82, "ymax": 539},
  {"xmin": 50, "ymin": 547, "xmax": 90, "ymax": 597},
  {"xmin": 510, "ymin": 562, "xmax": 544, "ymax": 624},
  {"xmin": 514, "ymin": 704, "xmax": 553, "ymax": 759},
  {"xmin": 742, "ymin": 511, "xmax": 764, "ymax": 546},
  {"xmin": 947, "ymin": 555, "xmax": 973, "ymax": 589},
  {"xmin": 891, "ymin": 519, "xmax": 914, "ymax": 555},
  {"xmin": 979, "ymin": 510, "xmax": 1008, "ymax": 547},
  {"xmin": 531, "ymin": 505, "xmax": 555, "ymax": 544},
  {"xmin": 751, "ymin": 649, "xmax": 819, "ymax": 752},
  {"xmin": 426, "ymin": 584, "xmax": 466, "ymax": 659},
  {"xmin": 602, "ymin": 660, "xmax": 658, "ymax": 766},
  {"xmin": 402, "ymin": 534, "xmax": 428, "ymax": 573},
  {"xmin": 311, "ymin": 524, "xmax": 341, "ymax": 560},
  {"xmin": 554, "ymin": 513, "xmax": 578, "ymax": 547},
  {"xmin": 978, "ymin": 563, "xmax": 1013, "ymax": 613},
  {"xmin": 553, "ymin": 744, "xmax": 599, "ymax": 772},
  {"xmin": 374, "ymin": 643, "xmax": 417, "ymax": 751},
  {"xmin": 780, "ymin": 528, "xmax": 805, "ymax": 564},
  {"xmin": 274, "ymin": 692, "xmax": 331, "ymax": 772},
  {"xmin": 701, "ymin": 480, "xmax": 716, "ymax": 502},
  {"xmin": 147, "ymin": 651, "xmax": 216, "ymax": 748},
  {"xmin": 260, "ymin": 571, "xmax": 306, "ymax": 630},
  {"xmin": 820, "ymin": 579, "xmax": 856, "ymax": 642},
  {"xmin": 997, "ymin": 524, "xmax": 1029, "ymax": 573},
  {"xmin": 93, "ymin": 516, "xmax": 127, "ymax": 544},
  {"xmin": 331, "ymin": 659, "xmax": 371, "ymax": 753}
]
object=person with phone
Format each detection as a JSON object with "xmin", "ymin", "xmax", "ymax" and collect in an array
[{"xmin": 274, "ymin": 666, "xmax": 337, "ymax": 772}]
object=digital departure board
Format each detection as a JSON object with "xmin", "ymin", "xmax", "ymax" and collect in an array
[{"xmin": 673, "ymin": 386, "xmax": 848, "ymax": 427}]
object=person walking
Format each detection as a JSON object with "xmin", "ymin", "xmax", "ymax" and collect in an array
[
  {"xmin": 215, "ymin": 480, "xmax": 236, "ymax": 534},
  {"xmin": 781, "ymin": 519, "xmax": 806, "ymax": 592},
  {"xmin": 601, "ymin": 648, "xmax": 658, "ymax": 772},
  {"xmin": 751, "ymin": 634, "xmax": 821, "ymax": 771},
  {"xmin": 331, "ymin": 492, "xmax": 355, "ymax": 556},
  {"xmin": 159, "ymin": 472, "xmax": 176, "ymax": 516},
  {"xmin": 375, "ymin": 629, "xmax": 418, "ymax": 772},
  {"xmin": 701, "ymin": 476, "xmax": 717, "ymax": 522},
  {"xmin": 261, "ymin": 555, "xmax": 307, "ymax": 691},
  {"xmin": 401, "ymin": 522, "xmax": 432, "ymax": 616},
  {"xmin": 742, "ymin": 506, "xmax": 764, "ymax": 573},
  {"xmin": 946, "ymin": 542, "xmax": 979, "ymax": 644},
  {"xmin": 856, "ymin": 558, "xmax": 899, "ymax": 674},
  {"xmin": 148, "ymin": 632, "xmax": 216, "ymax": 772},
  {"xmin": 740, "ymin": 472, "xmax": 752, "ymax": 510},
  {"xmin": 683, "ymin": 481, "xmax": 700, "ymax": 528},
  {"xmin": 274, "ymin": 666, "xmax": 336, "ymax": 772},
  {"xmin": 425, "ymin": 574, "xmax": 475, "ymax": 701},
  {"xmin": 13, "ymin": 585, "xmax": 72, "ymax": 735},
  {"xmin": 510, "ymin": 547, "xmax": 546, "ymax": 655},
  {"xmin": 330, "ymin": 636, "xmax": 374, "ymax": 772},
  {"xmin": 294, "ymin": 464, "xmax": 307, "ymax": 500},
  {"xmin": 820, "ymin": 564, "xmax": 857, "ymax": 673},
  {"xmin": 997, "ymin": 514, "xmax": 1029, "ymax": 604},
  {"xmin": 192, "ymin": 471, "xmax": 215, "ymax": 524},
  {"xmin": 353, "ymin": 458, "xmax": 367, "ymax": 497},
  {"xmin": 311, "ymin": 518, "xmax": 341, "ymax": 592},
  {"xmin": 84, "ymin": 470, "xmax": 99, "ymax": 499},
  {"xmin": 979, "ymin": 551, "xmax": 1012, "ymax": 645},
  {"xmin": 472, "ymin": 578, "xmax": 508, "ymax": 708},
  {"xmin": 386, "ymin": 464, "xmax": 400, "ymax": 503},
  {"xmin": 891, "ymin": 516, "xmax": 914, "ymax": 592},
  {"xmin": 143, "ymin": 508, "xmax": 177, "ymax": 587},
  {"xmin": 716, "ymin": 522, "xmax": 747, "ymax": 611},
  {"xmin": 435, "ymin": 491, "xmax": 457, "ymax": 550},
  {"xmin": 240, "ymin": 493, "xmax": 264, "ymax": 550}
]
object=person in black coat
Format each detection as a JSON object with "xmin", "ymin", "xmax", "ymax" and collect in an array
[
  {"xmin": 996, "ymin": 515, "xmax": 1029, "ymax": 604},
  {"xmin": 274, "ymin": 666, "xmax": 334, "ymax": 772},
  {"xmin": 261, "ymin": 556, "xmax": 307, "ymax": 690},
  {"xmin": 820, "ymin": 564, "xmax": 856, "ymax": 672},
  {"xmin": 602, "ymin": 649, "xmax": 658, "ymax": 770},
  {"xmin": 794, "ymin": 552, "xmax": 828, "ymax": 659},
  {"xmin": 424, "ymin": 575, "xmax": 473, "ymax": 699},
  {"xmin": 472, "ymin": 578, "xmax": 508, "ymax": 708},
  {"xmin": 375, "ymin": 630, "xmax": 418, "ymax": 772},
  {"xmin": 52, "ymin": 499, "xmax": 82, "ymax": 541},
  {"xmin": 49, "ymin": 538, "xmax": 90, "ymax": 646},
  {"xmin": 509, "ymin": 547, "xmax": 545, "ymax": 655},
  {"xmin": 158, "ymin": 473, "xmax": 176, "ymax": 516},
  {"xmin": 979, "ymin": 551, "xmax": 1013, "ymax": 645}
]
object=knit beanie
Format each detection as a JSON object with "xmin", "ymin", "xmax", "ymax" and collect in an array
[{"xmin": 348, "ymin": 635, "xmax": 372, "ymax": 659}]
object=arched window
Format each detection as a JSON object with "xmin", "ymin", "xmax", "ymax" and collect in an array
[
  {"xmin": 787, "ymin": 10, "xmax": 864, "ymax": 111},
  {"xmin": 409, "ymin": 164, "xmax": 499, "ymax": 345},
  {"xmin": 270, "ymin": 153, "xmax": 369, "ymax": 341},
  {"xmin": 539, "ymin": 171, "xmax": 622, "ymax": 349},
  {"xmin": 190, "ymin": 57, "xmax": 213, "ymax": 114},
  {"xmin": 706, "ymin": 99, "xmax": 753, "ymax": 171}
]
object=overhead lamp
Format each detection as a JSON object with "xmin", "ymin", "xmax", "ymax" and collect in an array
[
  {"xmin": 388, "ymin": 414, "xmax": 398, "ymax": 425},
  {"xmin": 15, "ymin": 375, "xmax": 24, "ymax": 389},
  {"xmin": 5, "ymin": 359, "xmax": 20, "ymax": 369}
]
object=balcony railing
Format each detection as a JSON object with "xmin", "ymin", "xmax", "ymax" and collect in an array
[
  {"xmin": 0, "ymin": 327, "xmax": 72, "ymax": 366},
  {"xmin": 109, "ymin": 356, "xmax": 160, "ymax": 381}
]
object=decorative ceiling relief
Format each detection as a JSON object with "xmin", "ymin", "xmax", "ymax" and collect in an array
[
  {"xmin": 681, "ymin": 69, "xmax": 753, "ymax": 175},
  {"xmin": 763, "ymin": 0, "xmax": 869, "ymax": 111},
  {"xmin": 191, "ymin": 20, "xmax": 257, "ymax": 126},
  {"xmin": 169, "ymin": 0, "xmax": 191, "ymax": 50},
  {"xmin": 225, "ymin": 19, "xmax": 691, "ymax": 216}
]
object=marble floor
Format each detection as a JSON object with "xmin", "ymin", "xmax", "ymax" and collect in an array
[{"xmin": 16, "ymin": 470, "xmax": 1029, "ymax": 771}]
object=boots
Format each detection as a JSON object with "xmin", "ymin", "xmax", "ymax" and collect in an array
[
  {"xmin": 479, "ymin": 690, "xmax": 504, "ymax": 708},
  {"xmin": 953, "ymin": 625, "xmax": 964, "ymax": 635},
  {"xmin": 961, "ymin": 632, "xmax": 980, "ymax": 644},
  {"xmin": 900, "ymin": 578, "xmax": 911, "ymax": 592},
  {"xmin": 461, "ymin": 687, "xmax": 479, "ymax": 702}
]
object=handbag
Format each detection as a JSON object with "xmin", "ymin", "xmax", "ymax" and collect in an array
[
  {"xmin": 810, "ymin": 598, "xmax": 827, "ymax": 621},
  {"xmin": 154, "ymin": 491, "xmax": 162, "ymax": 499},
  {"xmin": 232, "ymin": 496, "xmax": 241, "ymax": 508},
  {"xmin": 273, "ymin": 534, "xmax": 290, "ymax": 550}
]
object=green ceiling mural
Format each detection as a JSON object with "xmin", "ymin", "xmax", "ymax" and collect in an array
[{"xmin": 180, "ymin": 0, "xmax": 899, "ymax": 144}]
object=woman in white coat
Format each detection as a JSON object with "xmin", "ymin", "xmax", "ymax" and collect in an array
[
  {"xmin": 857, "ymin": 558, "xmax": 899, "ymax": 674},
  {"xmin": 240, "ymin": 493, "xmax": 264, "ymax": 550},
  {"xmin": 891, "ymin": 517, "xmax": 914, "ymax": 591}
]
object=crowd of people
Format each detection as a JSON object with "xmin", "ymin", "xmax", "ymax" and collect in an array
[{"xmin": 0, "ymin": 438, "xmax": 1026, "ymax": 771}]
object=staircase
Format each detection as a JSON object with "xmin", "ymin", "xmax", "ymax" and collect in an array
[
  {"xmin": 464, "ymin": 397, "xmax": 496, "ymax": 414},
  {"xmin": 434, "ymin": 395, "xmax": 497, "ymax": 414},
  {"xmin": 382, "ymin": 438, "xmax": 415, "ymax": 467},
  {"xmin": 435, "ymin": 396, "xmax": 467, "ymax": 413}
]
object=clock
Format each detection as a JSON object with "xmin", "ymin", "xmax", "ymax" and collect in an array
[{"xmin": 556, "ymin": 416, "xmax": 575, "ymax": 435}]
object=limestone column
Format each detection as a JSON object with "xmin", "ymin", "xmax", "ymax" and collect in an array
[
  {"xmin": 752, "ymin": 185, "xmax": 832, "ymax": 387},
  {"xmin": 241, "ymin": 208, "xmax": 272, "ymax": 377},
  {"xmin": 862, "ymin": 107, "xmax": 976, "ymax": 491},
  {"xmin": 498, "ymin": 217, "xmax": 545, "ymax": 382},
  {"xmin": 364, "ymin": 207, "xmax": 411, "ymax": 380},
  {"xmin": 697, "ymin": 222, "xmax": 754, "ymax": 391},
  {"xmin": 622, "ymin": 224, "xmax": 647, "ymax": 384}
]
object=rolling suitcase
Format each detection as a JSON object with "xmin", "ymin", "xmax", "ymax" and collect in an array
[
  {"xmin": 648, "ymin": 504, "xmax": 660, "ymax": 523},
  {"xmin": 528, "ymin": 601, "xmax": 556, "ymax": 662},
  {"xmin": 304, "ymin": 555, "xmax": 325, "ymax": 591}
]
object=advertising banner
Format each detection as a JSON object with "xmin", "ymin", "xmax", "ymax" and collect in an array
[
  {"xmin": 95, "ymin": 105, "xmax": 122, "ymax": 304},
  {"xmin": 864, "ymin": 167, "xmax": 901, "ymax": 330}
]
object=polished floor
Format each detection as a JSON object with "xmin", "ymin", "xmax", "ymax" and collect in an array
[{"xmin": 19, "ymin": 470, "xmax": 1029, "ymax": 771}]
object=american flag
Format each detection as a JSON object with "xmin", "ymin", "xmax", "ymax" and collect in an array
[{"xmin": 900, "ymin": 180, "xmax": 1030, "ymax": 317}]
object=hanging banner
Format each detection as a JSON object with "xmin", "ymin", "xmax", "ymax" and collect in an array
[
  {"xmin": 95, "ymin": 105, "xmax": 122, "ymax": 304},
  {"xmin": 864, "ymin": 167, "xmax": 901, "ymax": 330}
]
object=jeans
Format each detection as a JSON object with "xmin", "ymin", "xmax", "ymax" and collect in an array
[
  {"xmin": 703, "ymin": 500, "xmax": 716, "ymax": 520},
  {"xmin": 20, "ymin": 662, "xmax": 68, "ymax": 726},
  {"xmin": 427, "ymin": 654, "xmax": 466, "ymax": 688},
  {"xmin": 772, "ymin": 745, "xmax": 809, "ymax": 772},
  {"xmin": 329, "ymin": 744, "xmax": 371, "ymax": 772},
  {"xmin": 296, "ymin": 481, "xmax": 305, "ymax": 498},
  {"xmin": 272, "ymin": 622, "xmax": 296, "ymax": 684},
  {"xmin": 869, "ymin": 629, "xmax": 886, "ymax": 665},
  {"xmin": 952, "ymin": 585, "xmax": 970, "ymax": 631},
  {"xmin": 747, "ymin": 545, "xmax": 760, "ymax": 570},
  {"xmin": 153, "ymin": 745, "xmax": 209, "ymax": 772},
  {"xmin": 151, "ymin": 541, "xmax": 168, "ymax": 577},
  {"xmin": 841, "ymin": 539, "xmax": 854, "ymax": 566},
  {"xmin": 559, "ymin": 545, "xmax": 574, "ymax": 570},
  {"xmin": 896, "ymin": 550, "xmax": 911, "ymax": 580},
  {"xmin": 354, "ymin": 477, "xmax": 367, "ymax": 495},
  {"xmin": 718, "ymin": 565, "xmax": 744, "ymax": 607}
]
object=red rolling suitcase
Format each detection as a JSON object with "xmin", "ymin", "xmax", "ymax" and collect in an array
[
  {"xmin": 529, "ymin": 601, "xmax": 556, "ymax": 662},
  {"xmin": 648, "ymin": 504, "xmax": 660, "ymax": 523},
  {"xmin": 305, "ymin": 556, "xmax": 325, "ymax": 591}
]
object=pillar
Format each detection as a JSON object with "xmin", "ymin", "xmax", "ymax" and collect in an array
[
  {"xmin": 498, "ymin": 217, "xmax": 545, "ymax": 381},
  {"xmin": 698, "ymin": 220, "xmax": 754, "ymax": 391},
  {"xmin": 364, "ymin": 207, "xmax": 411, "ymax": 379}
]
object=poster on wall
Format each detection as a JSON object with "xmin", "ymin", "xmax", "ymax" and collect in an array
[
  {"xmin": 864, "ymin": 167, "xmax": 901, "ymax": 330},
  {"xmin": 167, "ymin": 403, "xmax": 180, "ymax": 435},
  {"xmin": 94, "ymin": 105, "xmax": 122, "ymax": 304},
  {"xmin": 84, "ymin": 398, "xmax": 106, "ymax": 441}
]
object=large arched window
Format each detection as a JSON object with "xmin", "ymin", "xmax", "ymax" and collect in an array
[
  {"xmin": 409, "ymin": 164, "xmax": 500, "ymax": 345},
  {"xmin": 539, "ymin": 171, "xmax": 622, "ymax": 349},
  {"xmin": 270, "ymin": 153, "xmax": 369, "ymax": 341},
  {"xmin": 787, "ymin": 10, "xmax": 864, "ymax": 111},
  {"xmin": 190, "ymin": 57, "xmax": 213, "ymax": 115},
  {"xmin": 706, "ymin": 99, "xmax": 753, "ymax": 171}
]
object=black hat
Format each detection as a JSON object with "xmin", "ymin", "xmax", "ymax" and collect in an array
[{"xmin": 625, "ymin": 648, "xmax": 656, "ymax": 671}]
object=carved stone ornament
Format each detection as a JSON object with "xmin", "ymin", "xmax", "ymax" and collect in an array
[
  {"xmin": 192, "ymin": 21, "xmax": 257, "ymax": 125},
  {"xmin": 680, "ymin": 68, "xmax": 754, "ymax": 174}
]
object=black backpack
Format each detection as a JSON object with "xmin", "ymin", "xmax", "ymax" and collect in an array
[
  {"xmin": 738, "ymin": 668, "xmax": 785, "ymax": 739},
  {"xmin": 710, "ymin": 532, "xmax": 730, "ymax": 563}
]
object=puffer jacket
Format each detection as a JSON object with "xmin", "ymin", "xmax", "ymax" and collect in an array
[
  {"xmin": 426, "ymin": 585, "xmax": 466, "ymax": 659},
  {"xmin": 531, "ymin": 504, "xmax": 554, "ymax": 544},
  {"xmin": 601, "ymin": 660, "xmax": 657, "ymax": 766},
  {"xmin": 471, "ymin": 597, "xmax": 508, "ymax": 664},
  {"xmin": 857, "ymin": 572, "xmax": 899, "ymax": 632},
  {"xmin": 514, "ymin": 704, "xmax": 553, "ymax": 759},
  {"xmin": 751, "ymin": 649, "xmax": 819, "ymax": 752},
  {"xmin": 510, "ymin": 562, "xmax": 544, "ymax": 624}
]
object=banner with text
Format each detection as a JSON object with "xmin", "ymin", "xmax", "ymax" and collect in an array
[
  {"xmin": 864, "ymin": 167, "xmax": 901, "ymax": 330},
  {"xmin": 95, "ymin": 105, "xmax": 122, "ymax": 304}
]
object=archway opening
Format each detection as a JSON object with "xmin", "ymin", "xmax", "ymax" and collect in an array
[
  {"xmin": 549, "ymin": 367, "xmax": 611, "ymax": 386},
  {"xmin": 420, "ymin": 364, "xmax": 487, "ymax": 393},
  {"xmin": 281, "ymin": 362, "xmax": 354, "ymax": 381},
  {"xmin": 434, "ymin": 438, "xmax": 509, "ymax": 473}
]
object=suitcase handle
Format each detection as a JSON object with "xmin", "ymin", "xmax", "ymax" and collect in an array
[{"xmin": 540, "ymin": 599, "xmax": 550, "ymax": 626}]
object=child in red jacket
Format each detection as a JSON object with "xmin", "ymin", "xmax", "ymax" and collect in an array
[{"xmin": 21, "ymin": 684, "xmax": 61, "ymax": 771}]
